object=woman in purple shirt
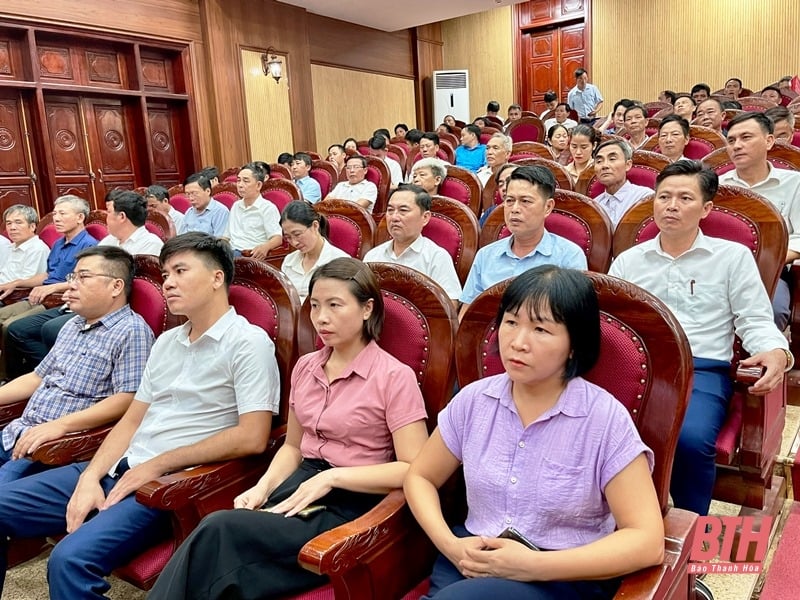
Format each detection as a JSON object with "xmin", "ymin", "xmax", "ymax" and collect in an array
[
  {"xmin": 150, "ymin": 257, "xmax": 429, "ymax": 599},
  {"xmin": 405, "ymin": 265, "xmax": 664, "ymax": 599}
]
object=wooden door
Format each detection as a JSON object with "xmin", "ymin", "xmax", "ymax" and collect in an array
[
  {"xmin": 0, "ymin": 90, "xmax": 41, "ymax": 213},
  {"xmin": 44, "ymin": 95, "xmax": 97, "ymax": 205},
  {"xmin": 147, "ymin": 101, "xmax": 190, "ymax": 189},
  {"xmin": 558, "ymin": 23, "xmax": 587, "ymax": 100},
  {"xmin": 84, "ymin": 98, "xmax": 138, "ymax": 196}
]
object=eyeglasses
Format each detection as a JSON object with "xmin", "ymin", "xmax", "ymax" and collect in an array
[{"xmin": 66, "ymin": 272, "xmax": 119, "ymax": 285}]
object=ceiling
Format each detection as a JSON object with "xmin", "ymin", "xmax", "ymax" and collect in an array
[{"xmin": 276, "ymin": 0, "xmax": 526, "ymax": 32}]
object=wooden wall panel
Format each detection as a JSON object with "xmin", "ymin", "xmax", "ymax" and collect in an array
[
  {"xmin": 308, "ymin": 14, "xmax": 414, "ymax": 78},
  {"xmin": 441, "ymin": 6, "xmax": 515, "ymax": 120},
  {"xmin": 592, "ymin": 0, "xmax": 799, "ymax": 106},
  {"xmin": 241, "ymin": 49, "xmax": 294, "ymax": 162},
  {"xmin": 311, "ymin": 65, "xmax": 416, "ymax": 156},
  {"xmin": 414, "ymin": 23, "xmax": 444, "ymax": 130}
]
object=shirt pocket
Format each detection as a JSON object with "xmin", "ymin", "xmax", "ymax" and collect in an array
[
  {"xmin": 684, "ymin": 282, "xmax": 727, "ymax": 325},
  {"xmin": 536, "ymin": 456, "xmax": 587, "ymax": 521}
]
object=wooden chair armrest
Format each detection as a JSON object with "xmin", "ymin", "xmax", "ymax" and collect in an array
[
  {"xmin": 31, "ymin": 425, "xmax": 114, "ymax": 465},
  {"xmin": 0, "ymin": 399, "xmax": 28, "ymax": 428}
]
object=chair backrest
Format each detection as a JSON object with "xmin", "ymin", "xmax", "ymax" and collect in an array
[
  {"xmin": 228, "ymin": 257, "xmax": 300, "ymax": 424},
  {"xmin": 644, "ymin": 101, "xmax": 672, "ymax": 117},
  {"xmin": 297, "ymin": 263, "xmax": 458, "ymax": 429},
  {"xmin": 479, "ymin": 126, "xmax": 501, "ymax": 145},
  {"xmin": 339, "ymin": 156, "xmax": 392, "ymax": 217},
  {"xmin": 211, "ymin": 182, "xmax": 239, "ymax": 210},
  {"xmin": 736, "ymin": 96, "xmax": 778, "ymax": 112},
  {"xmin": 509, "ymin": 141, "xmax": 553, "ymax": 161},
  {"xmin": 575, "ymin": 150, "xmax": 668, "ymax": 198},
  {"xmin": 167, "ymin": 184, "xmax": 184, "ymax": 197},
  {"xmin": 269, "ymin": 163, "xmax": 292, "ymax": 180},
  {"xmin": 310, "ymin": 160, "xmax": 338, "ymax": 197},
  {"xmin": 220, "ymin": 167, "xmax": 239, "ymax": 183},
  {"xmin": 440, "ymin": 165, "xmax": 482, "ymax": 217},
  {"xmin": 133, "ymin": 186, "xmax": 149, "ymax": 197},
  {"xmin": 506, "ymin": 116, "xmax": 546, "ymax": 143},
  {"xmin": 313, "ymin": 199, "xmax": 376, "ymax": 259},
  {"xmin": 478, "ymin": 190, "xmax": 614, "ymax": 273},
  {"xmin": 792, "ymin": 130, "xmax": 800, "ymax": 149},
  {"xmin": 144, "ymin": 209, "xmax": 172, "ymax": 241},
  {"xmin": 506, "ymin": 156, "xmax": 574, "ymax": 191},
  {"xmin": 169, "ymin": 193, "xmax": 191, "ymax": 214},
  {"xmin": 35, "ymin": 213, "xmax": 60, "ymax": 248},
  {"xmin": 261, "ymin": 178, "xmax": 302, "ymax": 213},
  {"xmin": 387, "ymin": 143, "xmax": 408, "ymax": 174},
  {"xmin": 485, "ymin": 115, "xmax": 504, "ymax": 128},
  {"xmin": 613, "ymin": 186, "xmax": 788, "ymax": 296},
  {"xmin": 129, "ymin": 254, "xmax": 183, "ymax": 337},
  {"xmin": 438, "ymin": 131, "xmax": 460, "ymax": 151},
  {"xmin": 375, "ymin": 195, "xmax": 480, "ymax": 285},
  {"xmin": 702, "ymin": 143, "xmax": 800, "ymax": 176},
  {"xmin": 85, "ymin": 210, "xmax": 108, "ymax": 241},
  {"xmin": 408, "ymin": 147, "xmax": 455, "ymax": 176},
  {"xmin": 456, "ymin": 272, "xmax": 693, "ymax": 514}
]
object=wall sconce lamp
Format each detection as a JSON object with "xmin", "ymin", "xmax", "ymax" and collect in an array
[{"xmin": 261, "ymin": 48, "xmax": 283, "ymax": 83}]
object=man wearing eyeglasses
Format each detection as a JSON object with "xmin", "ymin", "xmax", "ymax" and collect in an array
[
  {"xmin": 0, "ymin": 245, "xmax": 153, "ymax": 484},
  {"xmin": 325, "ymin": 155, "xmax": 378, "ymax": 213}
]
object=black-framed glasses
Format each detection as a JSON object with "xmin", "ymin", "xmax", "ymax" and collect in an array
[{"xmin": 66, "ymin": 272, "xmax": 119, "ymax": 285}]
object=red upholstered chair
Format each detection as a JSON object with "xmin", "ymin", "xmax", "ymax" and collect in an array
[
  {"xmin": 85, "ymin": 210, "xmax": 109, "ymax": 242},
  {"xmin": 406, "ymin": 146, "xmax": 455, "ymax": 178},
  {"xmin": 479, "ymin": 126, "xmax": 501, "ymax": 145},
  {"xmin": 371, "ymin": 271, "xmax": 697, "ymax": 600},
  {"xmin": 505, "ymin": 116, "xmax": 546, "ymax": 143},
  {"xmin": 644, "ymin": 101, "xmax": 672, "ymax": 117},
  {"xmin": 702, "ymin": 142, "xmax": 800, "ymax": 176},
  {"xmin": 479, "ymin": 190, "xmax": 613, "ymax": 273},
  {"xmin": 387, "ymin": 143, "xmax": 409, "ymax": 174},
  {"xmin": 35, "ymin": 212, "xmax": 61, "ymax": 248},
  {"xmin": 507, "ymin": 156, "xmax": 574, "ymax": 191},
  {"xmin": 338, "ymin": 156, "xmax": 392, "ymax": 219},
  {"xmin": 509, "ymin": 141, "xmax": 553, "ymax": 161},
  {"xmin": 576, "ymin": 150, "xmax": 668, "ymax": 198},
  {"xmin": 167, "ymin": 184, "xmax": 184, "ymax": 197},
  {"xmin": 440, "ymin": 165, "xmax": 482, "ymax": 217},
  {"xmin": 614, "ymin": 187, "xmax": 789, "ymax": 510},
  {"xmin": 312, "ymin": 199, "xmax": 376, "ymax": 259},
  {"xmin": 437, "ymin": 131, "xmax": 459, "ymax": 151},
  {"xmin": 220, "ymin": 167, "xmax": 239, "ymax": 183},
  {"xmin": 109, "ymin": 258, "xmax": 300, "ymax": 590},
  {"xmin": 736, "ymin": 96, "xmax": 778, "ymax": 112},
  {"xmin": 310, "ymin": 160, "xmax": 338, "ymax": 197},
  {"xmin": 485, "ymin": 115, "xmax": 504, "ymax": 129},
  {"xmin": 269, "ymin": 163, "xmax": 292, "ymax": 180},
  {"xmin": 299, "ymin": 151, "xmax": 322, "ymax": 161},
  {"xmin": 144, "ymin": 209, "xmax": 172, "ymax": 241},
  {"xmin": 283, "ymin": 262, "xmax": 457, "ymax": 600},
  {"xmin": 375, "ymin": 195, "xmax": 479, "ymax": 285},
  {"xmin": 792, "ymin": 130, "xmax": 800, "ymax": 149},
  {"xmin": 211, "ymin": 182, "xmax": 239, "ymax": 210},
  {"xmin": 390, "ymin": 137, "xmax": 410, "ymax": 151},
  {"xmin": 262, "ymin": 178, "xmax": 303, "ymax": 213},
  {"xmin": 169, "ymin": 193, "xmax": 191, "ymax": 214}
]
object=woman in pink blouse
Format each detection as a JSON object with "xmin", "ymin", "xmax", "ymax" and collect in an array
[
  {"xmin": 405, "ymin": 265, "xmax": 663, "ymax": 599},
  {"xmin": 150, "ymin": 257, "xmax": 429, "ymax": 600}
]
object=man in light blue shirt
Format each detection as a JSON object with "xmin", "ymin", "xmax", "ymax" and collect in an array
[
  {"xmin": 454, "ymin": 124, "xmax": 486, "ymax": 173},
  {"xmin": 290, "ymin": 152, "xmax": 322, "ymax": 204},
  {"xmin": 459, "ymin": 166, "xmax": 587, "ymax": 319},
  {"xmin": 567, "ymin": 68, "xmax": 604, "ymax": 124},
  {"xmin": 177, "ymin": 173, "xmax": 229, "ymax": 236}
]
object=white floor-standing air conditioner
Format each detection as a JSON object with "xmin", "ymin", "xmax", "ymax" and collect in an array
[{"xmin": 433, "ymin": 69, "xmax": 469, "ymax": 125}]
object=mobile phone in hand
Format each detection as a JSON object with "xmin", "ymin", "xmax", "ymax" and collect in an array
[{"xmin": 498, "ymin": 527, "xmax": 541, "ymax": 551}]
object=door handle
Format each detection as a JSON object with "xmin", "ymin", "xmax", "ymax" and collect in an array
[{"xmin": 97, "ymin": 169, "xmax": 103, "ymax": 182}]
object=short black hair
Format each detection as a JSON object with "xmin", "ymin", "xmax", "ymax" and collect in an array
[
  {"xmin": 570, "ymin": 124, "xmax": 600, "ymax": 146},
  {"xmin": 727, "ymin": 111, "xmax": 774, "ymax": 135},
  {"xmin": 658, "ymin": 114, "xmax": 690, "ymax": 137},
  {"xmin": 199, "ymin": 166, "xmax": 219, "ymax": 182},
  {"xmin": 691, "ymin": 83, "xmax": 711, "ymax": 96},
  {"xmin": 107, "ymin": 190, "xmax": 148, "ymax": 227},
  {"xmin": 623, "ymin": 104, "xmax": 647, "ymax": 120},
  {"xmin": 184, "ymin": 172, "xmax": 212, "ymax": 191},
  {"xmin": 496, "ymin": 265, "xmax": 600, "ymax": 380},
  {"xmin": 241, "ymin": 162, "xmax": 268, "ymax": 182},
  {"xmin": 146, "ymin": 185, "xmax": 169, "ymax": 202},
  {"xmin": 661, "ymin": 90, "xmax": 677, "ymax": 103},
  {"xmin": 405, "ymin": 129, "xmax": 424, "ymax": 144},
  {"xmin": 543, "ymin": 91, "xmax": 558, "ymax": 103},
  {"xmin": 292, "ymin": 152, "xmax": 313, "ymax": 168},
  {"xmin": 672, "ymin": 93, "xmax": 695, "ymax": 107},
  {"xmin": 486, "ymin": 101, "xmax": 500, "ymax": 113},
  {"xmin": 612, "ymin": 98, "xmax": 636, "ymax": 114},
  {"xmin": 277, "ymin": 152, "xmax": 294, "ymax": 165},
  {"xmin": 463, "ymin": 124, "xmax": 481, "ymax": 139},
  {"xmin": 328, "ymin": 143, "xmax": 345, "ymax": 154},
  {"xmin": 761, "ymin": 85, "xmax": 782, "ymax": 98},
  {"xmin": 655, "ymin": 160, "xmax": 718, "ymax": 203},
  {"xmin": 574, "ymin": 68, "xmax": 587, "ymax": 79},
  {"xmin": 388, "ymin": 183, "xmax": 431, "ymax": 213},
  {"xmin": 420, "ymin": 132, "xmax": 440, "ymax": 146},
  {"xmin": 726, "ymin": 78, "xmax": 743, "ymax": 88},
  {"xmin": 74, "ymin": 245, "xmax": 135, "ymax": 300},
  {"xmin": 160, "ymin": 232, "xmax": 235, "ymax": 289},
  {"xmin": 394, "ymin": 123, "xmax": 409, "ymax": 134},
  {"xmin": 368, "ymin": 135, "xmax": 387, "ymax": 151},
  {"xmin": 507, "ymin": 165, "xmax": 556, "ymax": 200},
  {"xmin": 721, "ymin": 100, "xmax": 742, "ymax": 110},
  {"xmin": 373, "ymin": 128, "xmax": 391, "ymax": 141},
  {"xmin": 345, "ymin": 154, "xmax": 368, "ymax": 169}
]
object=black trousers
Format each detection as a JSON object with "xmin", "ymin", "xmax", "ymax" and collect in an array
[{"xmin": 148, "ymin": 459, "xmax": 382, "ymax": 600}]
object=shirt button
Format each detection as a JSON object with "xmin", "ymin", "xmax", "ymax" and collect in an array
[
  {"xmin": 518, "ymin": 441, "xmax": 525, "ymax": 448},
  {"xmin": 505, "ymin": 517, "xmax": 512, "ymax": 524},
  {"xmin": 510, "ymin": 476, "xmax": 518, "ymax": 484}
]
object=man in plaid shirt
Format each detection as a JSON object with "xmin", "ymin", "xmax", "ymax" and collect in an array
[{"xmin": 0, "ymin": 245, "xmax": 153, "ymax": 484}]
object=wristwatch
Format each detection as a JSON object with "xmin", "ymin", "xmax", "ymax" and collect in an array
[{"xmin": 781, "ymin": 348, "xmax": 795, "ymax": 372}]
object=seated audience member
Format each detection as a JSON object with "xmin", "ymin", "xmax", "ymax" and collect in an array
[
  {"xmin": 565, "ymin": 125, "xmax": 599, "ymax": 184},
  {"xmin": 0, "ymin": 233, "xmax": 279, "ymax": 599},
  {"xmin": 719, "ymin": 112, "xmax": 800, "ymax": 330},
  {"xmin": 394, "ymin": 123, "xmax": 409, "ymax": 139},
  {"xmin": 592, "ymin": 139, "xmax": 653, "ymax": 229},
  {"xmin": 598, "ymin": 98, "xmax": 635, "ymax": 134},
  {"xmin": 506, "ymin": 104, "xmax": 523, "ymax": 124},
  {"xmin": 253, "ymin": 161, "xmax": 271, "ymax": 177},
  {"xmin": 327, "ymin": 144, "xmax": 347, "ymax": 172},
  {"xmin": 368, "ymin": 135, "xmax": 403, "ymax": 188},
  {"xmin": 724, "ymin": 77, "xmax": 743, "ymax": 99},
  {"xmin": 477, "ymin": 132, "xmax": 512, "ymax": 186},
  {"xmin": 472, "ymin": 117, "xmax": 487, "ymax": 129},
  {"xmin": 373, "ymin": 128, "xmax": 392, "ymax": 142},
  {"xmin": 419, "ymin": 132, "xmax": 449, "ymax": 164},
  {"xmin": 199, "ymin": 166, "xmax": 220, "ymax": 188},
  {"xmin": 364, "ymin": 185, "xmax": 462, "ymax": 305},
  {"xmin": 722, "ymin": 100, "xmax": 742, "ymax": 111},
  {"xmin": 279, "ymin": 201, "xmax": 348, "ymax": 303},
  {"xmin": 672, "ymin": 94, "xmax": 696, "ymax": 122},
  {"xmin": 479, "ymin": 163, "xmax": 519, "ymax": 228},
  {"xmin": 761, "ymin": 86, "xmax": 783, "ymax": 105},
  {"xmin": 545, "ymin": 124, "xmax": 571, "ymax": 165},
  {"xmin": 0, "ymin": 236, "xmax": 9, "ymax": 266},
  {"xmin": 411, "ymin": 158, "xmax": 447, "ymax": 196},
  {"xmin": 0, "ymin": 246, "xmax": 153, "ymax": 483},
  {"xmin": 0, "ymin": 195, "xmax": 97, "ymax": 380},
  {"xmin": 405, "ymin": 128, "xmax": 424, "ymax": 153},
  {"xmin": 623, "ymin": 104, "xmax": 650, "ymax": 149},
  {"xmin": 486, "ymin": 100, "xmax": 501, "ymax": 119},
  {"xmin": 660, "ymin": 89, "xmax": 677, "ymax": 104},
  {"xmin": 539, "ymin": 91, "xmax": 558, "ymax": 118},
  {"xmin": 765, "ymin": 106, "xmax": 795, "ymax": 142},
  {"xmin": 0, "ymin": 205, "xmax": 49, "ymax": 287},
  {"xmin": 290, "ymin": 152, "xmax": 322, "ymax": 204},
  {"xmin": 459, "ymin": 166, "xmax": 587, "ymax": 319},
  {"xmin": 443, "ymin": 115, "xmax": 457, "ymax": 128},
  {"xmin": 343, "ymin": 138, "xmax": 358, "ymax": 153},
  {"xmin": 437, "ymin": 123, "xmax": 453, "ymax": 136},
  {"xmin": 148, "ymin": 257, "xmax": 428, "ymax": 600},
  {"xmin": 177, "ymin": 173, "xmax": 229, "ymax": 236},
  {"xmin": 224, "ymin": 163, "xmax": 282, "ymax": 259},
  {"xmin": 657, "ymin": 114, "xmax": 690, "ymax": 162},
  {"xmin": 610, "ymin": 161, "xmax": 791, "ymax": 516},
  {"xmin": 145, "ymin": 184, "xmax": 183, "ymax": 235},
  {"xmin": 406, "ymin": 265, "xmax": 663, "ymax": 600},
  {"xmin": 277, "ymin": 152, "xmax": 294, "ymax": 166},
  {"xmin": 101, "ymin": 190, "xmax": 164, "ymax": 256},
  {"xmin": 691, "ymin": 83, "xmax": 711, "ymax": 104},
  {"xmin": 543, "ymin": 102, "xmax": 578, "ymax": 132},
  {"xmin": 326, "ymin": 155, "xmax": 379, "ymax": 214},
  {"xmin": 455, "ymin": 125, "xmax": 487, "ymax": 174},
  {"xmin": 568, "ymin": 68, "xmax": 604, "ymax": 124},
  {"xmin": 694, "ymin": 98, "xmax": 726, "ymax": 135}
]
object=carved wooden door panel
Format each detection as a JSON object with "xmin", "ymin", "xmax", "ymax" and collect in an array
[
  {"xmin": 559, "ymin": 23, "xmax": 586, "ymax": 99},
  {"xmin": 84, "ymin": 98, "xmax": 137, "ymax": 197},
  {"xmin": 524, "ymin": 29, "xmax": 559, "ymax": 111},
  {"xmin": 43, "ymin": 95, "xmax": 96, "ymax": 206},
  {"xmin": 0, "ymin": 90, "xmax": 40, "ymax": 213},
  {"xmin": 147, "ymin": 102, "xmax": 185, "ymax": 189}
]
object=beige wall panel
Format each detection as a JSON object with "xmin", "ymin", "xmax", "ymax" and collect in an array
[
  {"xmin": 311, "ymin": 65, "xmax": 417, "ymax": 156},
  {"xmin": 241, "ymin": 50, "xmax": 294, "ymax": 163},
  {"xmin": 593, "ymin": 0, "xmax": 798, "ymax": 108},
  {"xmin": 441, "ymin": 6, "xmax": 514, "ymax": 120}
]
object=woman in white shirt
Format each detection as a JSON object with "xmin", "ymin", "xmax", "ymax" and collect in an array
[{"xmin": 280, "ymin": 201, "xmax": 348, "ymax": 303}]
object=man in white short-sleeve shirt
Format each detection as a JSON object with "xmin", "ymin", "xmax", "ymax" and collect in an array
[
  {"xmin": 224, "ymin": 163, "xmax": 282, "ymax": 261},
  {"xmin": 326, "ymin": 155, "xmax": 378, "ymax": 214},
  {"xmin": 99, "ymin": 190, "xmax": 164, "ymax": 256},
  {"xmin": 0, "ymin": 233, "xmax": 279, "ymax": 598},
  {"xmin": 0, "ymin": 205, "xmax": 50, "ymax": 286}
]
